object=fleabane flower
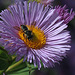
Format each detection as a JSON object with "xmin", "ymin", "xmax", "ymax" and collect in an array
[{"xmin": 0, "ymin": 1, "xmax": 74, "ymax": 70}]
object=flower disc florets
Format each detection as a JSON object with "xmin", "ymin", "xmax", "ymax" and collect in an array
[{"xmin": 19, "ymin": 25, "xmax": 46, "ymax": 49}]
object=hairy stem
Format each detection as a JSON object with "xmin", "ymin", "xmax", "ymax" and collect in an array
[
  {"xmin": 5, "ymin": 59, "xmax": 23, "ymax": 72},
  {"xmin": 27, "ymin": 63, "xmax": 31, "ymax": 75}
]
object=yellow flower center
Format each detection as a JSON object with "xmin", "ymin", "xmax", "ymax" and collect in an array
[{"xmin": 18, "ymin": 25, "xmax": 46, "ymax": 49}]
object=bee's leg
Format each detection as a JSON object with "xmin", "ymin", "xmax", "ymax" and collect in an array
[
  {"xmin": 23, "ymin": 34, "xmax": 25, "ymax": 38},
  {"xmin": 23, "ymin": 34, "xmax": 26, "ymax": 39},
  {"xmin": 23, "ymin": 34, "xmax": 28, "ymax": 42},
  {"xmin": 26, "ymin": 36, "xmax": 28, "ymax": 42}
]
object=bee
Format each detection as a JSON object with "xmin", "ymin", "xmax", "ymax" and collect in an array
[
  {"xmin": 13, "ymin": 25, "xmax": 33, "ymax": 40},
  {"xmin": 21, "ymin": 25, "xmax": 33, "ymax": 40}
]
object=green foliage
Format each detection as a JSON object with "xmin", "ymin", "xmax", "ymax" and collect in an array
[
  {"xmin": 0, "ymin": 47, "xmax": 12, "ymax": 74},
  {"xmin": 0, "ymin": 47, "xmax": 38, "ymax": 75},
  {"xmin": 6, "ymin": 62, "xmax": 38, "ymax": 75}
]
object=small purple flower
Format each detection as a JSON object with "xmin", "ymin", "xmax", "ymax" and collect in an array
[
  {"xmin": 3, "ymin": 73, "xmax": 5, "ymax": 75},
  {"xmin": 0, "ymin": 1, "xmax": 74, "ymax": 69},
  {"xmin": 55, "ymin": 5, "xmax": 75, "ymax": 24}
]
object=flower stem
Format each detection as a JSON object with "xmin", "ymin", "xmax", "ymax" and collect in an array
[
  {"xmin": 5, "ymin": 59, "xmax": 23, "ymax": 73},
  {"xmin": 26, "ymin": 63, "xmax": 31, "ymax": 75}
]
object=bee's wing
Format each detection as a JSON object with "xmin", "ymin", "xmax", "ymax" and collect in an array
[{"xmin": 13, "ymin": 26, "xmax": 20, "ymax": 31}]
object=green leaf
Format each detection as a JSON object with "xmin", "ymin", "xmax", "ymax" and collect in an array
[
  {"xmin": 0, "ymin": 47, "xmax": 12, "ymax": 61},
  {"xmin": 0, "ymin": 47, "xmax": 12, "ymax": 74},
  {"xmin": 0, "ymin": 47, "xmax": 38, "ymax": 75},
  {"xmin": 7, "ymin": 67, "xmax": 36, "ymax": 75},
  {"xmin": 7, "ymin": 68, "xmax": 29, "ymax": 75},
  {"xmin": 6, "ymin": 61, "xmax": 27, "ymax": 73},
  {"xmin": 0, "ymin": 70, "xmax": 4, "ymax": 75},
  {"xmin": 6, "ymin": 62, "xmax": 38, "ymax": 75}
]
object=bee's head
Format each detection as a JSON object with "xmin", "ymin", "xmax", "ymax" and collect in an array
[{"xmin": 21, "ymin": 25, "xmax": 28, "ymax": 31}]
